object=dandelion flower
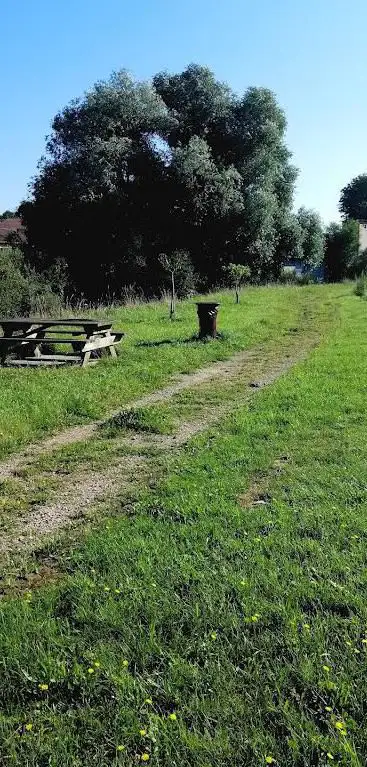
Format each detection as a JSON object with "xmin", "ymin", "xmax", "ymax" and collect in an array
[
  {"xmin": 87, "ymin": 667, "xmax": 95, "ymax": 674},
  {"xmin": 144, "ymin": 698, "xmax": 153, "ymax": 705},
  {"xmin": 25, "ymin": 723, "xmax": 33, "ymax": 732},
  {"xmin": 265, "ymin": 757, "xmax": 276, "ymax": 765},
  {"xmin": 139, "ymin": 729, "xmax": 147, "ymax": 737},
  {"xmin": 322, "ymin": 665, "xmax": 331, "ymax": 672},
  {"xmin": 141, "ymin": 754, "xmax": 150, "ymax": 762},
  {"xmin": 38, "ymin": 683, "xmax": 49, "ymax": 691},
  {"xmin": 94, "ymin": 661, "xmax": 101, "ymax": 668},
  {"xmin": 325, "ymin": 706, "xmax": 332, "ymax": 712},
  {"xmin": 117, "ymin": 745, "xmax": 125, "ymax": 752},
  {"xmin": 169, "ymin": 713, "xmax": 177, "ymax": 721},
  {"xmin": 122, "ymin": 659, "xmax": 129, "ymax": 667},
  {"xmin": 303, "ymin": 623, "xmax": 310, "ymax": 630},
  {"xmin": 210, "ymin": 632, "xmax": 217, "ymax": 640}
]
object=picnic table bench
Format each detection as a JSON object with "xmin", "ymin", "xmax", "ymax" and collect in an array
[{"xmin": 0, "ymin": 318, "xmax": 124, "ymax": 367}]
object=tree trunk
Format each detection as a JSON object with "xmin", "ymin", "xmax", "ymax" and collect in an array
[
  {"xmin": 236, "ymin": 286, "xmax": 240, "ymax": 303},
  {"xmin": 170, "ymin": 272, "xmax": 176, "ymax": 319}
]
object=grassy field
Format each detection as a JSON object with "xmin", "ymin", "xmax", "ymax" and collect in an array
[
  {"xmin": 0, "ymin": 285, "xmax": 335, "ymax": 458},
  {"xmin": 1, "ymin": 284, "xmax": 367, "ymax": 766}
]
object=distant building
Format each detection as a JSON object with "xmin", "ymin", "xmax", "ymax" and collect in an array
[
  {"xmin": 0, "ymin": 217, "xmax": 23, "ymax": 248},
  {"xmin": 358, "ymin": 220, "xmax": 367, "ymax": 253},
  {"xmin": 282, "ymin": 259, "xmax": 324, "ymax": 282}
]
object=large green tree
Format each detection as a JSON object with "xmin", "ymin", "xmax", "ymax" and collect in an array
[
  {"xmin": 324, "ymin": 219, "xmax": 359, "ymax": 281},
  {"xmin": 296, "ymin": 207, "xmax": 324, "ymax": 268},
  {"xmin": 21, "ymin": 65, "xmax": 299, "ymax": 298},
  {"xmin": 339, "ymin": 174, "xmax": 367, "ymax": 220}
]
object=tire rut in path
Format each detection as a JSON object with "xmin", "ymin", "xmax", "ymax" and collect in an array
[
  {"xmin": 0, "ymin": 346, "xmax": 312, "ymax": 557},
  {"xmin": 0, "ymin": 346, "xmax": 266, "ymax": 481}
]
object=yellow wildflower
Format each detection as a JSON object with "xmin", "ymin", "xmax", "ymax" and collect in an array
[
  {"xmin": 141, "ymin": 754, "xmax": 150, "ymax": 762},
  {"xmin": 265, "ymin": 757, "xmax": 276, "ymax": 764},
  {"xmin": 361, "ymin": 638, "xmax": 367, "ymax": 644},
  {"xmin": 325, "ymin": 706, "xmax": 332, "ymax": 712},
  {"xmin": 327, "ymin": 755, "xmax": 334, "ymax": 761},
  {"xmin": 104, "ymin": 586, "xmax": 110, "ymax": 592},
  {"xmin": 87, "ymin": 667, "xmax": 95, "ymax": 674},
  {"xmin": 303, "ymin": 623, "xmax": 310, "ymax": 630},
  {"xmin": 25, "ymin": 723, "xmax": 33, "ymax": 731},
  {"xmin": 38, "ymin": 683, "xmax": 49, "ymax": 691},
  {"xmin": 94, "ymin": 661, "xmax": 101, "ymax": 668},
  {"xmin": 169, "ymin": 713, "xmax": 177, "ymax": 721},
  {"xmin": 210, "ymin": 632, "xmax": 217, "ymax": 640},
  {"xmin": 335, "ymin": 720, "xmax": 347, "ymax": 734},
  {"xmin": 117, "ymin": 745, "xmax": 125, "ymax": 752},
  {"xmin": 144, "ymin": 698, "xmax": 153, "ymax": 705},
  {"xmin": 122, "ymin": 659, "xmax": 129, "ymax": 667},
  {"xmin": 139, "ymin": 729, "xmax": 147, "ymax": 737},
  {"xmin": 115, "ymin": 588, "xmax": 121, "ymax": 594},
  {"xmin": 251, "ymin": 613, "xmax": 261, "ymax": 622},
  {"xmin": 322, "ymin": 665, "xmax": 331, "ymax": 672}
]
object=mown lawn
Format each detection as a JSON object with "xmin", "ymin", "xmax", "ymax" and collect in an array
[
  {"xmin": 0, "ymin": 285, "xmax": 336, "ymax": 458},
  {"xmin": 1, "ymin": 286, "xmax": 367, "ymax": 766}
]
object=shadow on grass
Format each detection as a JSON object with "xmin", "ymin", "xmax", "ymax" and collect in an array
[{"xmin": 136, "ymin": 332, "xmax": 228, "ymax": 348}]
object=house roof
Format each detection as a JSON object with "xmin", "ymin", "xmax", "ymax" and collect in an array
[{"xmin": 0, "ymin": 217, "xmax": 23, "ymax": 244}]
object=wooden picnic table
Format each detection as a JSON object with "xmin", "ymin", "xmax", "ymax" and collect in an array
[{"xmin": 0, "ymin": 318, "xmax": 124, "ymax": 367}]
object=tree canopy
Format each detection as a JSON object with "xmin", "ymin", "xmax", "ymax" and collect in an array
[
  {"xmin": 0, "ymin": 210, "xmax": 16, "ymax": 219},
  {"xmin": 20, "ymin": 64, "xmax": 321, "ymax": 298},
  {"xmin": 324, "ymin": 219, "xmax": 359, "ymax": 281},
  {"xmin": 339, "ymin": 174, "xmax": 367, "ymax": 221}
]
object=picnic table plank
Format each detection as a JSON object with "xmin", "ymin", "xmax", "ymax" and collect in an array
[
  {"xmin": 0, "ymin": 318, "xmax": 112, "ymax": 326},
  {"xmin": 0, "ymin": 318, "xmax": 123, "ymax": 367}
]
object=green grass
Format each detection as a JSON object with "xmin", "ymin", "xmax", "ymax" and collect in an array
[
  {"xmin": 0, "ymin": 287, "xmax": 367, "ymax": 765},
  {"xmin": 0, "ymin": 285, "xmax": 337, "ymax": 459},
  {"xmin": 0, "ymin": 285, "xmax": 334, "ymax": 536}
]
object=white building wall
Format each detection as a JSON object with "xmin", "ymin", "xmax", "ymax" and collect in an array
[{"xmin": 359, "ymin": 221, "xmax": 367, "ymax": 252}]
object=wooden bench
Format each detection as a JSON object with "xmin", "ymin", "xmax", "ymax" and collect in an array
[{"xmin": 0, "ymin": 319, "xmax": 124, "ymax": 367}]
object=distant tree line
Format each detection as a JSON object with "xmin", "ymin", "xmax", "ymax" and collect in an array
[
  {"xmin": 0, "ymin": 210, "xmax": 16, "ymax": 219},
  {"xmin": 323, "ymin": 174, "xmax": 367, "ymax": 281},
  {"xmin": 19, "ymin": 65, "xmax": 325, "ymax": 299}
]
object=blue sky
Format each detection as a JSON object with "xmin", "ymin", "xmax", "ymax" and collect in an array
[{"xmin": 1, "ymin": 0, "xmax": 366, "ymax": 223}]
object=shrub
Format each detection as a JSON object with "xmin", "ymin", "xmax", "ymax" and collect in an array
[
  {"xmin": 0, "ymin": 247, "xmax": 61, "ymax": 317},
  {"xmin": 354, "ymin": 274, "xmax": 367, "ymax": 297},
  {"xmin": 279, "ymin": 266, "xmax": 298, "ymax": 284}
]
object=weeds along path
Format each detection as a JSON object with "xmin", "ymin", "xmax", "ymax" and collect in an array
[{"xmin": 0, "ymin": 325, "xmax": 323, "ymax": 557}]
